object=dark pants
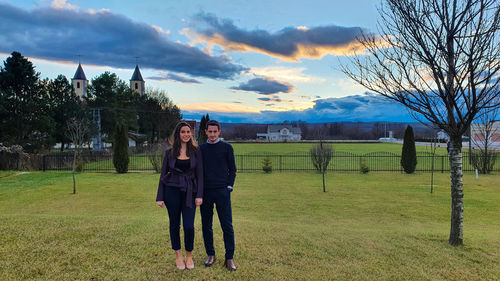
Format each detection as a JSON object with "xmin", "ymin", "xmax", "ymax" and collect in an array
[
  {"xmin": 200, "ymin": 188, "xmax": 235, "ymax": 260},
  {"xmin": 164, "ymin": 186, "xmax": 196, "ymax": 251}
]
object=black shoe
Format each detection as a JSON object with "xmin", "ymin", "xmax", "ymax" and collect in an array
[
  {"xmin": 205, "ymin": 255, "xmax": 216, "ymax": 267},
  {"xmin": 224, "ymin": 259, "xmax": 237, "ymax": 271}
]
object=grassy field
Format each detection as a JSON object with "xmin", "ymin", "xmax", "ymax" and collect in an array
[
  {"xmin": 230, "ymin": 142, "xmax": 450, "ymax": 155},
  {"xmin": 1, "ymin": 171, "xmax": 499, "ymax": 280}
]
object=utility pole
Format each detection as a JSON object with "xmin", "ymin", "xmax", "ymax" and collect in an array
[{"xmin": 92, "ymin": 107, "xmax": 103, "ymax": 150}]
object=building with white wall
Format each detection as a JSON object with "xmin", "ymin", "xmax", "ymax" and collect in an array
[
  {"xmin": 258, "ymin": 124, "xmax": 302, "ymax": 141},
  {"xmin": 71, "ymin": 63, "xmax": 88, "ymax": 98},
  {"xmin": 470, "ymin": 121, "xmax": 500, "ymax": 150}
]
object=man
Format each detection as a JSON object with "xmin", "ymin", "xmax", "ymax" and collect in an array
[{"xmin": 200, "ymin": 120, "xmax": 237, "ymax": 271}]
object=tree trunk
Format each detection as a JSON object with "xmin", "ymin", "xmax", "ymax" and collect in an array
[
  {"xmin": 483, "ymin": 135, "xmax": 489, "ymax": 174},
  {"xmin": 322, "ymin": 172, "xmax": 326, "ymax": 192},
  {"xmin": 72, "ymin": 149, "xmax": 77, "ymax": 194},
  {"xmin": 448, "ymin": 137, "xmax": 463, "ymax": 246},
  {"xmin": 430, "ymin": 152, "xmax": 435, "ymax": 194}
]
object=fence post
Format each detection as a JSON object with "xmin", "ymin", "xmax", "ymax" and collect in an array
[
  {"xmin": 240, "ymin": 156, "xmax": 243, "ymax": 171},
  {"xmin": 441, "ymin": 156, "xmax": 444, "ymax": 173},
  {"xmin": 42, "ymin": 155, "xmax": 46, "ymax": 172},
  {"xmin": 279, "ymin": 155, "xmax": 282, "ymax": 172}
]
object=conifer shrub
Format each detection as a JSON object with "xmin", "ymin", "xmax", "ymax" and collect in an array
[
  {"xmin": 360, "ymin": 158, "xmax": 370, "ymax": 174},
  {"xmin": 401, "ymin": 125, "xmax": 417, "ymax": 174},
  {"xmin": 262, "ymin": 157, "xmax": 272, "ymax": 173},
  {"xmin": 113, "ymin": 123, "xmax": 129, "ymax": 173}
]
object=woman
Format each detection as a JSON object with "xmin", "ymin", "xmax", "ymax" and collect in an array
[{"xmin": 156, "ymin": 121, "xmax": 203, "ymax": 270}]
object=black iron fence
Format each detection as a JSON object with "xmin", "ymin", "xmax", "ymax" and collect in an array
[{"xmin": 42, "ymin": 151, "xmax": 500, "ymax": 173}]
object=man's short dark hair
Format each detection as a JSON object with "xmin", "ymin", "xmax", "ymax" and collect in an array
[{"xmin": 206, "ymin": 120, "xmax": 221, "ymax": 130}]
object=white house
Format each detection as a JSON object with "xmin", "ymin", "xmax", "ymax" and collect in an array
[
  {"xmin": 470, "ymin": 121, "xmax": 500, "ymax": 150},
  {"xmin": 378, "ymin": 131, "xmax": 396, "ymax": 142},
  {"xmin": 258, "ymin": 124, "xmax": 302, "ymax": 141},
  {"xmin": 437, "ymin": 130, "xmax": 449, "ymax": 141}
]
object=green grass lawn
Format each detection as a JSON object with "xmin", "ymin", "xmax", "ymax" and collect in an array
[
  {"xmin": 1, "ymin": 171, "xmax": 499, "ymax": 280},
  {"xmin": 230, "ymin": 142, "xmax": 450, "ymax": 155}
]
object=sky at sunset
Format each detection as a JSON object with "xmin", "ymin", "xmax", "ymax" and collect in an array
[{"xmin": 0, "ymin": 0, "xmax": 417, "ymax": 123}]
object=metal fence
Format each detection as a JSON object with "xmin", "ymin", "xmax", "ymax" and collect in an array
[{"xmin": 42, "ymin": 151, "xmax": 500, "ymax": 173}]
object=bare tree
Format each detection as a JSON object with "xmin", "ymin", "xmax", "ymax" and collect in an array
[
  {"xmin": 427, "ymin": 137, "xmax": 439, "ymax": 193},
  {"xmin": 310, "ymin": 142, "xmax": 333, "ymax": 192},
  {"xmin": 470, "ymin": 108, "xmax": 499, "ymax": 173},
  {"xmin": 66, "ymin": 117, "xmax": 91, "ymax": 194},
  {"xmin": 342, "ymin": 0, "xmax": 500, "ymax": 245}
]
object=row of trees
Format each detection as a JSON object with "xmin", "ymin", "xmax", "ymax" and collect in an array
[
  {"xmin": 0, "ymin": 52, "xmax": 181, "ymax": 153},
  {"xmin": 221, "ymin": 121, "xmax": 437, "ymax": 140},
  {"xmin": 300, "ymin": 122, "xmax": 435, "ymax": 140}
]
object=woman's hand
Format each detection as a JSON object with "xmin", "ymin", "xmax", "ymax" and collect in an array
[
  {"xmin": 195, "ymin": 198, "xmax": 203, "ymax": 206},
  {"xmin": 156, "ymin": 201, "xmax": 165, "ymax": 208}
]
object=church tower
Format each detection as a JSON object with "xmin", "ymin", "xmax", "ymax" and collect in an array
[
  {"xmin": 130, "ymin": 65, "xmax": 145, "ymax": 95},
  {"xmin": 72, "ymin": 63, "xmax": 88, "ymax": 98}
]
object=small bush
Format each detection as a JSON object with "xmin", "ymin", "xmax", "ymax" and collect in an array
[
  {"xmin": 146, "ymin": 142, "xmax": 169, "ymax": 173},
  {"xmin": 262, "ymin": 157, "xmax": 272, "ymax": 173},
  {"xmin": 360, "ymin": 159, "xmax": 370, "ymax": 174},
  {"xmin": 75, "ymin": 159, "xmax": 85, "ymax": 172},
  {"xmin": 470, "ymin": 150, "xmax": 498, "ymax": 174},
  {"xmin": 0, "ymin": 145, "xmax": 30, "ymax": 170}
]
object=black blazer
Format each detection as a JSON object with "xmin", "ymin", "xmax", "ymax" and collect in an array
[{"xmin": 156, "ymin": 148, "xmax": 203, "ymax": 208}]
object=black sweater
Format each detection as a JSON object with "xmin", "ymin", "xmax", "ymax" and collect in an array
[{"xmin": 200, "ymin": 141, "xmax": 237, "ymax": 189}]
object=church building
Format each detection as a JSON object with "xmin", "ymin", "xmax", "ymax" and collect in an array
[
  {"xmin": 71, "ymin": 63, "xmax": 145, "ymax": 96},
  {"xmin": 130, "ymin": 65, "xmax": 145, "ymax": 95},
  {"xmin": 70, "ymin": 63, "xmax": 146, "ymax": 150},
  {"xmin": 72, "ymin": 63, "xmax": 88, "ymax": 98}
]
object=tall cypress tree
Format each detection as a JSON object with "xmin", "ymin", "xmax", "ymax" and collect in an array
[
  {"xmin": 401, "ymin": 125, "xmax": 417, "ymax": 174},
  {"xmin": 197, "ymin": 114, "xmax": 210, "ymax": 143},
  {"xmin": 197, "ymin": 115, "xmax": 206, "ymax": 143},
  {"xmin": 113, "ymin": 123, "xmax": 129, "ymax": 173}
]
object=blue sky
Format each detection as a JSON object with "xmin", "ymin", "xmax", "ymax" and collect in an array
[{"xmin": 0, "ymin": 0, "xmax": 416, "ymax": 123}]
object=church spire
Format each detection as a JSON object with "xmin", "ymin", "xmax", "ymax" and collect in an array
[
  {"xmin": 130, "ymin": 64, "xmax": 145, "ymax": 95},
  {"xmin": 72, "ymin": 63, "xmax": 88, "ymax": 98}
]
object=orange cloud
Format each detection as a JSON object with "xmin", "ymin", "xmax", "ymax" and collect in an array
[
  {"xmin": 191, "ymin": 31, "xmax": 368, "ymax": 62},
  {"xmin": 190, "ymin": 13, "xmax": 373, "ymax": 62},
  {"xmin": 179, "ymin": 102, "xmax": 261, "ymax": 113}
]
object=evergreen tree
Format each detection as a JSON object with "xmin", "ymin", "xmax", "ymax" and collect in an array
[
  {"xmin": 113, "ymin": 123, "xmax": 129, "ymax": 173},
  {"xmin": 197, "ymin": 114, "xmax": 210, "ymax": 143},
  {"xmin": 197, "ymin": 115, "xmax": 206, "ymax": 143},
  {"xmin": 0, "ymin": 51, "xmax": 55, "ymax": 152},
  {"xmin": 401, "ymin": 125, "xmax": 417, "ymax": 174}
]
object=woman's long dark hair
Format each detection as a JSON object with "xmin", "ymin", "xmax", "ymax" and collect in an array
[{"xmin": 169, "ymin": 121, "xmax": 198, "ymax": 158}]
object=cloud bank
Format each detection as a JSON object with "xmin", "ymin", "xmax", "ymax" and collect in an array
[
  {"xmin": 147, "ymin": 73, "xmax": 201, "ymax": 84},
  {"xmin": 231, "ymin": 78, "xmax": 294, "ymax": 95},
  {"xmin": 182, "ymin": 94, "xmax": 419, "ymax": 123},
  {"xmin": 0, "ymin": 3, "xmax": 246, "ymax": 79},
  {"xmin": 190, "ymin": 13, "xmax": 367, "ymax": 61}
]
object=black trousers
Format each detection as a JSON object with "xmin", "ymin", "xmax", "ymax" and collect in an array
[
  {"xmin": 164, "ymin": 186, "xmax": 196, "ymax": 251},
  {"xmin": 200, "ymin": 188, "xmax": 235, "ymax": 259}
]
